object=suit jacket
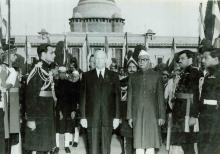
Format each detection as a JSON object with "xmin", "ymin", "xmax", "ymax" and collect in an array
[{"xmin": 80, "ymin": 68, "xmax": 120, "ymax": 128}]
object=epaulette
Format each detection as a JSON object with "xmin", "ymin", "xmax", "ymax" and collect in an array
[{"xmin": 27, "ymin": 62, "xmax": 43, "ymax": 84}]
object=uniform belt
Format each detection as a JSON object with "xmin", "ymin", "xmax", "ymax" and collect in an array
[
  {"xmin": 203, "ymin": 99, "xmax": 218, "ymax": 105},
  {"xmin": 39, "ymin": 91, "xmax": 53, "ymax": 97},
  {"xmin": 10, "ymin": 88, "xmax": 19, "ymax": 92},
  {"xmin": 175, "ymin": 93, "xmax": 193, "ymax": 99}
]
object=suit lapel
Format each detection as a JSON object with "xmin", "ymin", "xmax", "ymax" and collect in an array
[
  {"xmin": 92, "ymin": 69, "xmax": 99, "ymax": 82},
  {"xmin": 104, "ymin": 68, "xmax": 110, "ymax": 82}
]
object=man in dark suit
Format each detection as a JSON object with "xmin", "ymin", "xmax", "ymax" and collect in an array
[{"xmin": 80, "ymin": 49, "xmax": 120, "ymax": 154}]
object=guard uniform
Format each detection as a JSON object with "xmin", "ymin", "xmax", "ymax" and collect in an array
[
  {"xmin": 0, "ymin": 63, "xmax": 18, "ymax": 154},
  {"xmin": 171, "ymin": 65, "xmax": 202, "ymax": 154},
  {"xmin": 24, "ymin": 61, "xmax": 56, "ymax": 153},
  {"xmin": 0, "ymin": 65, "xmax": 8, "ymax": 154},
  {"xmin": 56, "ymin": 78, "xmax": 78, "ymax": 134},
  {"xmin": 119, "ymin": 75, "xmax": 133, "ymax": 154},
  {"xmin": 55, "ymin": 76, "xmax": 79, "ymax": 149},
  {"xmin": 199, "ymin": 64, "xmax": 220, "ymax": 154},
  {"xmin": 9, "ymin": 71, "xmax": 21, "ymax": 154}
]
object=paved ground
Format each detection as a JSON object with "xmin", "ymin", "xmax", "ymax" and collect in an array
[{"xmin": 57, "ymin": 135, "xmax": 171, "ymax": 154}]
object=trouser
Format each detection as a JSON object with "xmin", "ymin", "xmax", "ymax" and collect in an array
[
  {"xmin": 87, "ymin": 126, "xmax": 112, "ymax": 154},
  {"xmin": 125, "ymin": 137, "xmax": 133, "ymax": 154},
  {"xmin": 0, "ymin": 138, "xmax": 5, "ymax": 154},
  {"xmin": 181, "ymin": 143, "xmax": 195, "ymax": 154},
  {"xmin": 0, "ymin": 109, "xmax": 5, "ymax": 154},
  {"xmin": 82, "ymin": 128, "xmax": 89, "ymax": 154}
]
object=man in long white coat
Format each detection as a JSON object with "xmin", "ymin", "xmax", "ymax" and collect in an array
[{"xmin": 127, "ymin": 50, "xmax": 165, "ymax": 154}]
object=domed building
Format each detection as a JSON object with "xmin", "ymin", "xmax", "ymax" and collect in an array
[{"xmin": 69, "ymin": 0, "xmax": 125, "ymax": 32}]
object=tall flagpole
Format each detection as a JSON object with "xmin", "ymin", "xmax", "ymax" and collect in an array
[
  {"xmin": 7, "ymin": 0, "xmax": 11, "ymax": 66},
  {"xmin": 7, "ymin": 0, "xmax": 11, "ymax": 152},
  {"xmin": 25, "ymin": 36, "xmax": 28, "ymax": 74}
]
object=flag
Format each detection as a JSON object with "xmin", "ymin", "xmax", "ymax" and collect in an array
[
  {"xmin": 211, "ymin": 0, "xmax": 220, "ymax": 44},
  {"xmin": 199, "ymin": 2, "xmax": 205, "ymax": 43},
  {"xmin": 63, "ymin": 35, "xmax": 68, "ymax": 65},
  {"xmin": 82, "ymin": 34, "xmax": 90, "ymax": 71},
  {"xmin": 84, "ymin": 34, "xmax": 91, "ymax": 71},
  {"xmin": 105, "ymin": 36, "xmax": 112, "ymax": 68},
  {"xmin": 166, "ymin": 38, "xmax": 176, "ymax": 73},
  {"xmin": 0, "ymin": 0, "xmax": 8, "ymax": 42},
  {"xmin": 24, "ymin": 36, "xmax": 32, "ymax": 62},
  {"xmin": 122, "ymin": 32, "xmax": 128, "ymax": 67}
]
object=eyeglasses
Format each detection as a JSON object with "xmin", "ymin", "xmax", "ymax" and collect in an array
[{"xmin": 138, "ymin": 58, "xmax": 149, "ymax": 63}]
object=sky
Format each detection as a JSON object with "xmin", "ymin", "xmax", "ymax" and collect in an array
[{"xmin": 10, "ymin": 0, "xmax": 207, "ymax": 37}]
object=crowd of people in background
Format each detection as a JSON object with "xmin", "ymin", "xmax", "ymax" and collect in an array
[{"xmin": 0, "ymin": 39, "xmax": 220, "ymax": 154}]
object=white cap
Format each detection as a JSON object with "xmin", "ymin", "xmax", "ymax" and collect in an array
[
  {"xmin": 138, "ymin": 50, "xmax": 150, "ymax": 57},
  {"xmin": 58, "ymin": 66, "xmax": 67, "ymax": 72},
  {"xmin": 72, "ymin": 70, "xmax": 79, "ymax": 76}
]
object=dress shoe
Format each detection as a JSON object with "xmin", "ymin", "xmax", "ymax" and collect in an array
[
  {"xmin": 72, "ymin": 142, "xmax": 78, "ymax": 147},
  {"xmin": 64, "ymin": 147, "xmax": 71, "ymax": 153},
  {"xmin": 52, "ymin": 147, "xmax": 59, "ymax": 154}
]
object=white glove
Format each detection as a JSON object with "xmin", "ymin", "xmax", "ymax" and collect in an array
[
  {"xmin": 113, "ymin": 118, "xmax": 120, "ymax": 129},
  {"xmin": 27, "ymin": 121, "xmax": 36, "ymax": 131},
  {"xmin": 6, "ymin": 67, "xmax": 18, "ymax": 86},
  {"xmin": 80, "ymin": 118, "xmax": 88, "ymax": 128},
  {"xmin": 71, "ymin": 111, "xmax": 76, "ymax": 119},
  {"xmin": 128, "ymin": 119, "xmax": 133, "ymax": 128},
  {"xmin": 158, "ymin": 119, "xmax": 165, "ymax": 126},
  {"xmin": 59, "ymin": 111, "xmax": 63, "ymax": 120}
]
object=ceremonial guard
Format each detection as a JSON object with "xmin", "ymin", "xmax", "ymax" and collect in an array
[
  {"xmin": 0, "ymin": 46, "xmax": 18, "ymax": 154},
  {"xmin": 199, "ymin": 48, "xmax": 220, "ymax": 154},
  {"xmin": 120, "ymin": 56, "xmax": 138, "ymax": 154},
  {"xmin": 24, "ymin": 44, "xmax": 56, "ymax": 154},
  {"xmin": 127, "ymin": 50, "xmax": 165, "ymax": 154},
  {"xmin": 7, "ymin": 46, "xmax": 22, "ymax": 154},
  {"xmin": 171, "ymin": 50, "xmax": 202, "ymax": 154},
  {"xmin": 67, "ymin": 58, "xmax": 82, "ymax": 147},
  {"xmin": 54, "ymin": 67, "xmax": 80, "ymax": 154}
]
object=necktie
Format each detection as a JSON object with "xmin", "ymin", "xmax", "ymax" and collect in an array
[{"xmin": 99, "ymin": 71, "xmax": 104, "ymax": 81}]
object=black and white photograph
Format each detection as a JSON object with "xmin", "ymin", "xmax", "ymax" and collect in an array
[{"xmin": 0, "ymin": 0, "xmax": 220, "ymax": 154}]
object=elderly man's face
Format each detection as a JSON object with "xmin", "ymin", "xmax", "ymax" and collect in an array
[
  {"xmin": 95, "ymin": 51, "xmax": 107, "ymax": 70},
  {"xmin": 138, "ymin": 55, "xmax": 150, "ymax": 70},
  {"xmin": 127, "ymin": 63, "xmax": 137, "ymax": 74}
]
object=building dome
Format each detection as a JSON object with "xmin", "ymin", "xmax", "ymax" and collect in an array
[
  {"xmin": 69, "ymin": 0, "xmax": 124, "ymax": 32},
  {"xmin": 72, "ymin": 0, "xmax": 122, "ymax": 18}
]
